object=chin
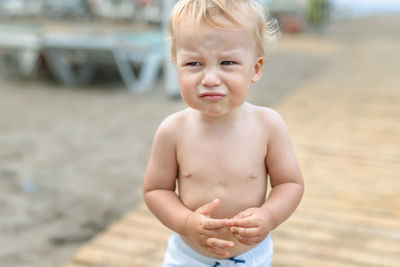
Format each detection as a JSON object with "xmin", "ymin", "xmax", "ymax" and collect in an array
[
  {"xmin": 203, "ymin": 108, "xmax": 229, "ymax": 117},
  {"xmin": 188, "ymin": 103, "xmax": 227, "ymax": 117}
]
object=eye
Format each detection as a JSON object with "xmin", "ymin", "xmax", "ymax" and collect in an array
[
  {"xmin": 221, "ymin": 61, "xmax": 236, "ymax": 65},
  {"xmin": 186, "ymin": 62, "xmax": 201, "ymax": 66}
]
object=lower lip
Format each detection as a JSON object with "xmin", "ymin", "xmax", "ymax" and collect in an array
[{"xmin": 201, "ymin": 95, "xmax": 225, "ymax": 101}]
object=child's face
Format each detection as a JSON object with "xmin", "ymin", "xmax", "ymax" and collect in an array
[{"xmin": 175, "ymin": 16, "xmax": 264, "ymax": 117}]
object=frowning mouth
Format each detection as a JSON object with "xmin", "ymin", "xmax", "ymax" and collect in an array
[{"xmin": 199, "ymin": 92, "xmax": 226, "ymax": 101}]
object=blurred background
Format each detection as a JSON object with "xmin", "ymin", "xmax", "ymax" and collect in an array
[{"xmin": 0, "ymin": 1, "xmax": 399, "ymax": 266}]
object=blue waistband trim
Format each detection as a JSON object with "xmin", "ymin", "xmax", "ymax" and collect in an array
[
  {"xmin": 229, "ymin": 257, "xmax": 246, "ymax": 264},
  {"xmin": 213, "ymin": 256, "xmax": 246, "ymax": 266}
]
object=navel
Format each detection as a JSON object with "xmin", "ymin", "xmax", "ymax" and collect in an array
[
  {"xmin": 250, "ymin": 173, "xmax": 257, "ymax": 179},
  {"xmin": 183, "ymin": 172, "xmax": 192, "ymax": 178}
]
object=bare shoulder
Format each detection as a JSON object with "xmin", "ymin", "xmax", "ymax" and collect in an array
[
  {"xmin": 248, "ymin": 104, "xmax": 287, "ymax": 130},
  {"xmin": 155, "ymin": 108, "xmax": 191, "ymax": 141}
]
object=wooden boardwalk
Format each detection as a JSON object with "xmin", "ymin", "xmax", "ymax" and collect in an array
[{"xmin": 65, "ymin": 23, "xmax": 400, "ymax": 267}]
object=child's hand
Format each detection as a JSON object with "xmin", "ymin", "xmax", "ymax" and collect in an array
[
  {"xmin": 229, "ymin": 207, "xmax": 273, "ymax": 246},
  {"xmin": 185, "ymin": 199, "xmax": 234, "ymax": 257}
]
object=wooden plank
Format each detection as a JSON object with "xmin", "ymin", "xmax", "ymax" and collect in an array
[
  {"xmin": 105, "ymin": 221, "xmax": 171, "ymax": 242},
  {"xmin": 274, "ymin": 239, "xmax": 398, "ymax": 267},
  {"xmin": 71, "ymin": 245, "xmax": 150, "ymax": 267},
  {"xmin": 281, "ymin": 215, "xmax": 400, "ymax": 251},
  {"xmin": 65, "ymin": 23, "xmax": 400, "ymax": 267},
  {"xmin": 92, "ymin": 234, "xmax": 166, "ymax": 260},
  {"xmin": 64, "ymin": 263, "xmax": 90, "ymax": 267}
]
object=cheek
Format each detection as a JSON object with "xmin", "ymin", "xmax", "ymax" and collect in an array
[
  {"xmin": 228, "ymin": 79, "xmax": 250, "ymax": 104},
  {"xmin": 228, "ymin": 72, "xmax": 252, "ymax": 92},
  {"xmin": 178, "ymin": 75, "xmax": 197, "ymax": 104},
  {"xmin": 179, "ymin": 76, "xmax": 193, "ymax": 95},
  {"xmin": 178, "ymin": 71, "xmax": 195, "ymax": 85},
  {"xmin": 236, "ymin": 87, "xmax": 250, "ymax": 101},
  {"xmin": 179, "ymin": 71, "xmax": 203, "ymax": 95}
]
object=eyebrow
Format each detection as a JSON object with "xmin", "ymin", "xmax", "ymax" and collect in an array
[
  {"xmin": 178, "ymin": 49, "xmax": 243, "ymax": 58},
  {"xmin": 219, "ymin": 50, "xmax": 243, "ymax": 57},
  {"xmin": 178, "ymin": 51, "xmax": 199, "ymax": 57}
]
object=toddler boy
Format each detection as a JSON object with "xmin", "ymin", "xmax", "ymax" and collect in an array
[{"xmin": 143, "ymin": 0, "xmax": 304, "ymax": 266}]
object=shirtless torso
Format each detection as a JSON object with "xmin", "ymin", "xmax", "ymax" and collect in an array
[{"xmin": 175, "ymin": 103, "xmax": 270, "ymax": 257}]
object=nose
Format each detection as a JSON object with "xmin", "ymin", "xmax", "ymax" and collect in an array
[{"xmin": 201, "ymin": 68, "xmax": 221, "ymax": 88}]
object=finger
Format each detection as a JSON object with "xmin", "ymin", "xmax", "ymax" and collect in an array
[
  {"xmin": 202, "ymin": 227, "xmax": 230, "ymax": 238},
  {"xmin": 206, "ymin": 237, "xmax": 235, "ymax": 250},
  {"xmin": 196, "ymin": 199, "xmax": 220, "ymax": 216},
  {"xmin": 232, "ymin": 216, "xmax": 257, "ymax": 228},
  {"xmin": 208, "ymin": 246, "xmax": 230, "ymax": 257},
  {"xmin": 228, "ymin": 215, "xmax": 242, "ymax": 226},
  {"xmin": 234, "ymin": 234, "xmax": 262, "ymax": 246},
  {"xmin": 230, "ymin": 210, "xmax": 253, "ymax": 221},
  {"xmin": 230, "ymin": 226, "xmax": 258, "ymax": 238},
  {"xmin": 204, "ymin": 218, "xmax": 230, "ymax": 230}
]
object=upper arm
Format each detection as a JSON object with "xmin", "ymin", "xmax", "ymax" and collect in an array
[
  {"xmin": 143, "ymin": 116, "xmax": 179, "ymax": 193},
  {"xmin": 265, "ymin": 110, "xmax": 303, "ymax": 187}
]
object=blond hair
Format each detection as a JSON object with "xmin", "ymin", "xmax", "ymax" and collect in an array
[{"xmin": 168, "ymin": 0, "xmax": 279, "ymax": 62}]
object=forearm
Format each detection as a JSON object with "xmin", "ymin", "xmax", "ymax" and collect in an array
[
  {"xmin": 262, "ymin": 181, "xmax": 304, "ymax": 230},
  {"xmin": 143, "ymin": 189, "xmax": 192, "ymax": 236}
]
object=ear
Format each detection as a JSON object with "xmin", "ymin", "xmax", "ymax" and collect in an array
[{"xmin": 251, "ymin": 57, "xmax": 264, "ymax": 83}]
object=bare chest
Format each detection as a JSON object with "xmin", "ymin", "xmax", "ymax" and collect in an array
[
  {"xmin": 176, "ymin": 126, "xmax": 268, "ymax": 217},
  {"xmin": 178, "ymin": 135, "xmax": 266, "ymax": 180}
]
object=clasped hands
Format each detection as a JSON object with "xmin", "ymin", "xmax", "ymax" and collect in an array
[{"xmin": 185, "ymin": 198, "xmax": 273, "ymax": 257}]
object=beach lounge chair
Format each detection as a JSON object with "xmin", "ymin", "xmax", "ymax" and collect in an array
[
  {"xmin": 0, "ymin": 23, "xmax": 42, "ymax": 78},
  {"xmin": 42, "ymin": 30, "xmax": 163, "ymax": 92}
]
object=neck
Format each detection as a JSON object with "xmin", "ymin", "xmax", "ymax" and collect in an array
[{"xmin": 194, "ymin": 103, "xmax": 248, "ymax": 125}]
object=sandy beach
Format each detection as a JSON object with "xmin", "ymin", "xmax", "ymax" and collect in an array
[{"xmin": 1, "ymin": 15, "xmax": 399, "ymax": 267}]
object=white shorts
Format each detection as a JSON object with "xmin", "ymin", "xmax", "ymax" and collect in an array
[{"xmin": 162, "ymin": 233, "xmax": 273, "ymax": 267}]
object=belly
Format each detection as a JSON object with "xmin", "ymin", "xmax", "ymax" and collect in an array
[
  {"xmin": 177, "ymin": 171, "xmax": 268, "ymax": 258},
  {"xmin": 178, "ymin": 171, "xmax": 268, "ymax": 219}
]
